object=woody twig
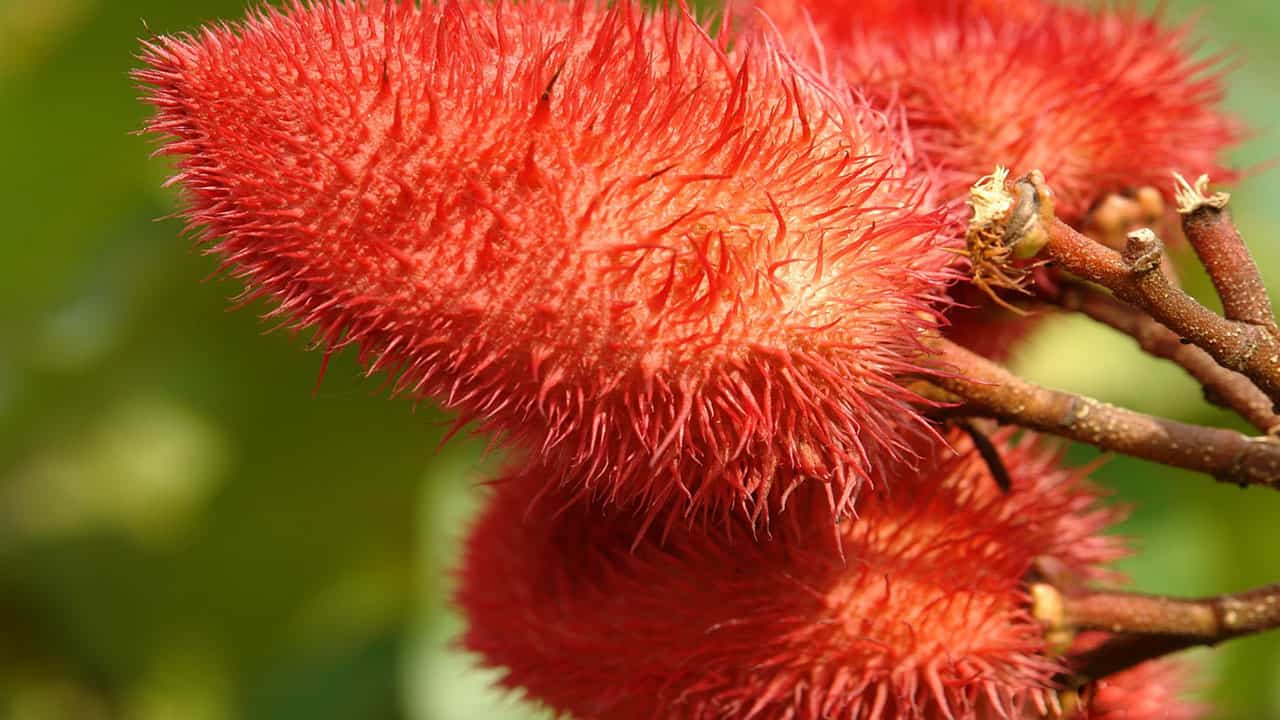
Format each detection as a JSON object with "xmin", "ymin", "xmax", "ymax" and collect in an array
[
  {"xmin": 1032, "ymin": 581, "xmax": 1280, "ymax": 683},
  {"xmin": 1050, "ymin": 281, "xmax": 1280, "ymax": 434},
  {"xmin": 969, "ymin": 169, "xmax": 1280, "ymax": 406},
  {"xmin": 1175, "ymin": 174, "xmax": 1277, "ymax": 330},
  {"xmin": 922, "ymin": 338, "xmax": 1280, "ymax": 489}
]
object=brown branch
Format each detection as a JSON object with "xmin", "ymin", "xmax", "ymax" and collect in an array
[
  {"xmin": 1176, "ymin": 174, "xmax": 1277, "ymax": 329},
  {"xmin": 926, "ymin": 338, "xmax": 1280, "ymax": 489},
  {"xmin": 1066, "ymin": 633, "xmax": 1199, "ymax": 686},
  {"xmin": 1052, "ymin": 282, "xmax": 1280, "ymax": 435},
  {"xmin": 1063, "ymin": 584, "xmax": 1280, "ymax": 638},
  {"xmin": 1034, "ymin": 582, "xmax": 1280, "ymax": 682},
  {"xmin": 975, "ymin": 170, "xmax": 1280, "ymax": 404},
  {"xmin": 1049, "ymin": 223, "xmax": 1280, "ymax": 401}
]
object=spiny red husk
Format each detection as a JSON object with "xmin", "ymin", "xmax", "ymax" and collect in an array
[
  {"xmin": 750, "ymin": 0, "xmax": 1240, "ymax": 221},
  {"xmin": 136, "ymin": 0, "xmax": 955, "ymax": 527},
  {"xmin": 458, "ymin": 431, "xmax": 1127, "ymax": 720}
]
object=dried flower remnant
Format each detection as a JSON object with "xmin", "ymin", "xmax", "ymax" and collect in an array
[
  {"xmin": 136, "ymin": 0, "xmax": 955, "ymax": 527},
  {"xmin": 458, "ymin": 431, "xmax": 1126, "ymax": 720}
]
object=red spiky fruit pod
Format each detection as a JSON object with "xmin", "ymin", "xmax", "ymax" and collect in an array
[
  {"xmin": 136, "ymin": 0, "xmax": 956, "ymax": 526},
  {"xmin": 750, "ymin": 0, "xmax": 1240, "ymax": 222},
  {"xmin": 458, "ymin": 430, "xmax": 1126, "ymax": 720}
]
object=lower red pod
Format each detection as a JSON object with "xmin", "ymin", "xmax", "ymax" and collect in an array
[{"xmin": 458, "ymin": 432, "xmax": 1136, "ymax": 720}]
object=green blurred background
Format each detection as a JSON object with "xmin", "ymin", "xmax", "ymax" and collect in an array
[{"xmin": 2, "ymin": 0, "xmax": 1279, "ymax": 718}]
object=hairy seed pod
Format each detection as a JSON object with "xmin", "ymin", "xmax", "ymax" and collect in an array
[
  {"xmin": 137, "ymin": 0, "xmax": 956, "ymax": 527},
  {"xmin": 459, "ymin": 431, "xmax": 1127, "ymax": 720},
  {"xmin": 750, "ymin": 0, "xmax": 1239, "ymax": 220}
]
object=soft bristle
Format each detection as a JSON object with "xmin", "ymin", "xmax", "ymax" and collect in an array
[
  {"xmin": 457, "ymin": 430, "xmax": 1127, "ymax": 720},
  {"xmin": 136, "ymin": 0, "xmax": 956, "ymax": 527}
]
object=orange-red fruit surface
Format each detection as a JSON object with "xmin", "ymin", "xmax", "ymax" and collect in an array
[
  {"xmin": 138, "ymin": 0, "xmax": 956, "ymax": 527},
  {"xmin": 459, "ymin": 431, "xmax": 1127, "ymax": 720}
]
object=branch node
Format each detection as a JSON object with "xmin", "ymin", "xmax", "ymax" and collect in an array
[
  {"xmin": 1218, "ymin": 435, "xmax": 1280, "ymax": 489},
  {"xmin": 1223, "ymin": 322, "xmax": 1266, "ymax": 372},
  {"xmin": 1174, "ymin": 172, "xmax": 1231, "ymax": 214},
  {"xmin": 1122, "ymin": 229, "xmax": 1163, "ymax": 275},
  {"xmin": 1058, "ymin": 393, "xmax": 1090, "ymax": 428}
]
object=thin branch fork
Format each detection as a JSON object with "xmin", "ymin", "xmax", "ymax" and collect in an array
[
  {"xmin": 923, "ymin": 338, "xmax": 1280, "ymax": 489},
  {"xmin": 1051, "ymin": 221, "xmax": 1280, "ymax": 402},
  {"xmin": 1051, "ymin": 281, "xmax": 1280, "ymax": 435},
  {"xmin": 954, "ymin": 169, "xmax": 1280, "ymax": 690},
  {"xmin": 972, "ymin": 170, "xmax": 1280, "ymax": 405}
]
